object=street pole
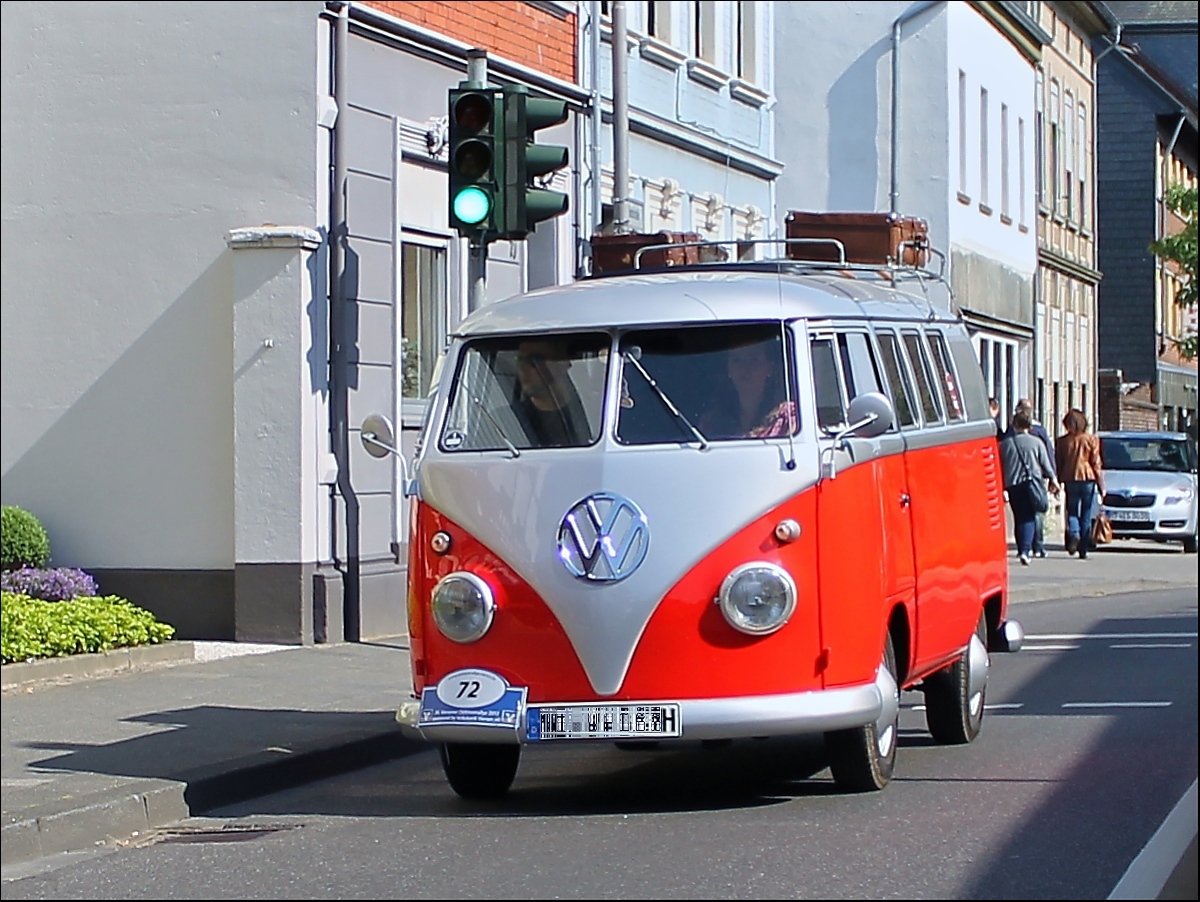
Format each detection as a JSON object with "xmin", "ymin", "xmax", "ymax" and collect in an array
[{"xmin": 612, "ymin": 0, "xmax": 630, "ymax": 234}]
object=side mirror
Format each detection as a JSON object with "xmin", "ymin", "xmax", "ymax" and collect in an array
[
  {"xmin": 821, "ymin": 393, "xmax": 897, "ymax": 480},
  {"xmin": 845, "ymin": 392, "xmax": 896, "ymax": 439},
  {"xmin": 360, "ymin": 414, "xmax": 416, "ymax": 496}
]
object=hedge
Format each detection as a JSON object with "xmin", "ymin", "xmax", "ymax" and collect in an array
[{"xmin": 1, "ymin": 591, "xmax": 176, "ymax": 664}]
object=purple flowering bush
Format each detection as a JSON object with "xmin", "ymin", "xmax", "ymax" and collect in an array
[{"xmin": 0, "ymin": 567, "xmax": 98, "ymax": 602}]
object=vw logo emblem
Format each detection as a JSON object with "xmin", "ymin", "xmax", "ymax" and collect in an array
[{"xmin": 557, "ymin": 493, "xmax": 650, "ymax": 582}]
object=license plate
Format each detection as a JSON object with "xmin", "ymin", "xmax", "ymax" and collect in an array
[
  {"xmin": 527, "ymin": 703, "xmax": 682, "ymax": 741},
  {"xmin": 1105, "ymin": 509, "xmax": 1151, "ymax": 521}
]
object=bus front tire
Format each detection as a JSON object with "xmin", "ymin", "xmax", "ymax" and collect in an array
[
  {"xmin": 439, "ymin": 742, "xmax": 520, "ymax": 800},
  {"xmin": 924, "ymin": 612, "xmax": 988, "ymax": 745},
  {"xmin": 825, "ymin": 635, "xmax": 899, "ymax": 793}
]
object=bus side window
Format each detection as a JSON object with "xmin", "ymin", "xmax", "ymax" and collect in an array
[
  {"xmin": 901, "ymin": 330, "xmax": 944, "ymax": 425},
  {"xmin": 810, "ymin": 335, "xmax": 848, "ymax": 433},
  {"xmin": 875, "ymin": 330, "xmax": 918, "ymax": 429},
  {"xmin": 837, "ymin": 331, "xmax": 885, "ymax": 401},
  {"xmin": 926, "ymin": 330, "xmax": 966, "ymax": 421}
]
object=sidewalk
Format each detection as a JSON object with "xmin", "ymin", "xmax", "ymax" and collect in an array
[{"xmin": 3, "ymin": 540, "xmax": 1197, "ymax": 877}]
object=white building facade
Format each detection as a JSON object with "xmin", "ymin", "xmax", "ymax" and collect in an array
[
  {"xmin": 585, "ymin": 1, "xmax": 779, "ymax": 249},
  {"xmin": 773, "ymin": 1, "xmax": 1046, "ymax": 418}
]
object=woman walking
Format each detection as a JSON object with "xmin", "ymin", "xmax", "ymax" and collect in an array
[
  {"xmin": 1056, "ymin": 408, "xmax": 1106, "ymax": 560},
  {"xmin": 1000, "ymin": 410, "xmax": 1060, "ymax": 565}
]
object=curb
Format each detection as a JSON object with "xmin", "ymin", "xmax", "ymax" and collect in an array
[
  {"xmin": 1008, "ymin": 579, "xmax": 1193, "ymax": 605},
  {"xmin": 1, "ymin": 729, "xmax": 414, "ymax": 870},
  {"xmin": 1, "ymin": 642, "xmax": 196, "ymax": 694}
]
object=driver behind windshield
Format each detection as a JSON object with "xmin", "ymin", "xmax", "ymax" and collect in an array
[{"xmin": 511, "ymin": 338, "xmax": 591, "ymax": 447}]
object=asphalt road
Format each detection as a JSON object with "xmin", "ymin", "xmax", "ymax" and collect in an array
[{"xmin": 4, "ymin": 587, "xmax": 1195, "ymax": 900}]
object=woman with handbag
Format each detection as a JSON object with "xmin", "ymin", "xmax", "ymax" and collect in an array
[
  {"xmin": 1056, "ymin": 408, "xmax": 1106, "ymax": 560},
  {"xmin": 1000, "ymin": 409, "xmax": 1061, "ymax": 565}
]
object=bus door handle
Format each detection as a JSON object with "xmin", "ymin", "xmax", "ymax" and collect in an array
[{"xmin": 899, "ymin": 493, "xmax": 911, "ymax": 508}]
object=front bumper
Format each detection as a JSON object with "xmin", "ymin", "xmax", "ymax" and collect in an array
[{"xmin": 396, "ymin": 667, "xmax": 895, "ymax": 746}]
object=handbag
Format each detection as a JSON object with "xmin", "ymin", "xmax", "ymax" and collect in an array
[
  {"xmin": 1014, "ymin": 447, "xmax": 1050, "ymax": 514},
  {"xmin": 1092, "ymin": 512, "xmax": 1113, "ymax": 545}
]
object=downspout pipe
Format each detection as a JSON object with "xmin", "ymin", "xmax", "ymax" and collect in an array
[
  {"xmin": 891, "ymin": 1, "xmax": 942, "ymax": 214},
  {"xmin": 330, "ymin": 1, "xmax": 360, "ymax": 642},
  {"xmin": 590, "ymin": 0, "xmax": 603, "ymax": 249},
  {"xmin": 1093, "ymin": 22, "xmax": 1123, "ymax": 64}
]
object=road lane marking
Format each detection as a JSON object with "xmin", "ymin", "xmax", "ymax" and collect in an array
[
  {"xmin": 1110, "ymin": 642, "xmax": 1193, "ymax": 649},
  {"xmin": 905, "ymin": 703, "xmax": 1024, "ymax": 712},
  {"xmin": 1027, "ymin": 632, "xmax": 1197, "ymax": 640},
  {"xmin": 1109, "ymin": 779, "xmax": 1198, "ymax": 900},
  {"xmin": 1061, "ymin": 701, "xmax": 1172, "ymax": 709},
  {"xmin": 1022, "ymin": 644, "xmax": 1081, "ymax": 650}
]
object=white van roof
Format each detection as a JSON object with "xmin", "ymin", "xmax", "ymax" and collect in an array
[{"xmin": 454, "ymin": 267, "xmax": 958, "ymax": 337}]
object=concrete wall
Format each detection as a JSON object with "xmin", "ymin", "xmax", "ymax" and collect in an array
[
  {"xmin": 1, "ymin": 2, "xmax": 324, "ymax": 634},
  {"xmin": 590, "ymin": 1, "xmax": 777, "ymax": 239},
  {"xmin": 945, "ymin": 1, "xmax": 1038, "ymax": 278},
  {"xmin": 774, "ymin": 1, "xmax": 950, "ymax": 244}
]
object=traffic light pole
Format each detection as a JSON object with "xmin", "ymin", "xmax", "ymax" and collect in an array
[{"xmin": 466, "ymin": 49, "xmax": 488, "ymax": 309}]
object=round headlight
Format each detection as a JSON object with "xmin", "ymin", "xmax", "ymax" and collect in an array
[
  {"xmin": 431, "ymin": 572, "xmax": 495, "ymax": 643},
  {"xmin": 718, "ymin": 562, "xmax": 797, "ymax": 635}
]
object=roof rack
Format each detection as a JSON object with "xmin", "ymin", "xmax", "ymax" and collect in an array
[{"xmin": 624, "ymin": 236, "xmax": 947, "ymax": 281}]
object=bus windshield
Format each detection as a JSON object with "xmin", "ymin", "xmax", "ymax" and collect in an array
[
  {"xmin": 616, "ymin": 324, "xmax": 797, "ymax": 445},
  {"xmin": 440, "ymin": 333, "xmax": 609, "ymax": 452}
]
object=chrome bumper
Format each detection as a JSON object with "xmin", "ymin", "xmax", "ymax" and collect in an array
[{"xmin": 396, "ymin": 668, "xmax": 895, "ymax": 745}]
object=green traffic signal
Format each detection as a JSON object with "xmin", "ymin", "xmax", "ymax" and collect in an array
[
  {"xmin": 453, "ymin": 186, "xmax": 491, "ymax": 224},
  {"xmin": 447, "ymin": 86, "xmax": 502, "ymax": 238}
]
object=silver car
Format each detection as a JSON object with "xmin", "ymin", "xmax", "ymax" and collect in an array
[{"xmin": 1098, "ymin": 431, "xmax": 1199, "ymax": 554}]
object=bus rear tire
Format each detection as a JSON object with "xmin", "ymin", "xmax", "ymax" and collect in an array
[
  {"xmin": 924, "ymin": 612, "xmax": 988, "ymax": 745},
  {"xmin": 439, "ymin": 742, "xmax": 520, "ymax": 800},
  {"xmin": 825, "ymin": 635, "xmax": 899, "ymax": 793}
]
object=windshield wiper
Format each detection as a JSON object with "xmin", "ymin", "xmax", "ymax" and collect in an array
[
  {"xmin": 622, "ymin": 347, "xmax": 709, "ymax": 450},
  {"xmin": 470, "ymin": 394, "xmax": 521, "ymax": 458}
]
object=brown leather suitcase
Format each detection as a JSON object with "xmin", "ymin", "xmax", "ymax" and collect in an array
[
  {"xmin": 784, "ymin": 211, "xmax": 929, "ymax": 267},
  {"xmin": 590, "ymin": 231, "xmax": 704, "ymax": 274}
]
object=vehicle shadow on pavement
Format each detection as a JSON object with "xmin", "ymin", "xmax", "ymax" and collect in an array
[
  {"xmin": 17, "ymin": 707, "xmax": 428, "ymax": 811},
  {"xmin": 958, "ymin": 609, "xmax": 1198, "ymax": 900}
]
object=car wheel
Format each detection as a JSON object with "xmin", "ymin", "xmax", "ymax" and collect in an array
[
  {"xmin": 439, "ymin": 742, "xmax": 520, "ymax": 800},
  {"xmin": 825, "ymin": 634, "xmax": 899, "ymax": 793},
  {"xmin": 924, "ymin": 612, "xmax": 988, "ymax": 745},
  {"xmin": 1184, "ymin": 534, "xmax": 1198, "ymax": 554}
]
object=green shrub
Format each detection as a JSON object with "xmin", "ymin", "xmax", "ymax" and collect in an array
[
  {"xmin": 1, "ymin": 506, "xmax": 51, "ymax": 571},
  {"xmin": 1, "ymin": 591, "xmax": 176, "ymax": 664}
]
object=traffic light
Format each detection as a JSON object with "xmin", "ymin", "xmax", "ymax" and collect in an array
[
  {"xmin": 502, "ymin": 84, "xmax": 569, "ymax": 240},
  {"xmin": 448, "ymin": 86, "xmax": 503, "ymax": 239}
]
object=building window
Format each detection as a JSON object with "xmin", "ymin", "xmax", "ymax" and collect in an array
[
  {"xmin": 1019, "ymin": 116, "xmax": 1028, "ymax": 227},
  {"xmin": 647, "ymin": 1, "xmax": 673, "ymax": 44},
  {"xmin": 1001, "ymin": 103, "xmax": 1010, "ymax": 221},
  {"xmin": 1064, "ymin": 91, "xmax": 1075, "ymax": 222},
  {"xmin": 692, "ymin": 1, "xmax": 717, "ymax": 63},
  {"xmin": 1035, "ymin": 69, "xmax": 1045, "ymax": 207},
  {"xmin": 980, "ymin": 87, "xmax": 990, "ymax": 211},
  {"xmin": 736, "ymin": 1, "xmax": 758, "ymax": 83},
  {"xmin": 401, "ymin": 243, "xmax": 448, "ymax": 399},
  {"xmin": 1049, "ymin": 79, "xmax": 1061, "ymax": 215},
  {"xmin": 958, "ymin": 70, "xmax": 968, "ymax": 197},
  {"xmin": 1078, "ymin": 103, "xmax": 1088, "ymax": 229}
]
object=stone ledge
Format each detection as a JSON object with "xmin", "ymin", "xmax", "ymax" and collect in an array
[
  {"xmin": 1, "ymin": 641, "xmax": 196, "ymax": 693},
  {"xmin": 226, "ymin": 225, "xmax": 322, "ymax": 250}
]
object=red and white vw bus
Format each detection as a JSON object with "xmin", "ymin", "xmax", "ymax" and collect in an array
[{"xmin": 374, "ymin": 243, "xmax": 1023, "ymax": 799}]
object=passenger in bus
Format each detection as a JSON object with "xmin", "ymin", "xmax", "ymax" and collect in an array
[
  {"xmin": 511, "ymin": 338, "xmax": 591, "ymax": 447},
  {"xmin": 1000, "ymin": 409, "xmax": 1060, "ymax": 566},
  {"xmin": 700, "ymin": 340, "xmax": 796, "ymax": 439}
]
